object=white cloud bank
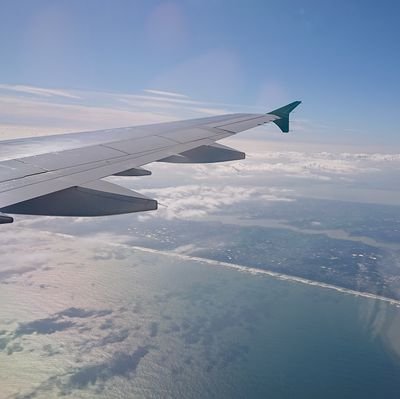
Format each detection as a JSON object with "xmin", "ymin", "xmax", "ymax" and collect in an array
[
  {"xmin": 138, "ymin": 185, "xmax": 294, "ymax": 220},
  {"xmin": 149, "ymin": 149, "xmax": 396, "ymax": 185}
]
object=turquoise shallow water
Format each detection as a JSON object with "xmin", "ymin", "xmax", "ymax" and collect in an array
[{"xmin": 1, "ymin": 233, "xmax": 400, "ymax": 398}]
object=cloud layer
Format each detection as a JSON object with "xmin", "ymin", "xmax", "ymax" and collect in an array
[{"xmin": 139, "ymin": 185, "xmax": 294, "ymax": 220}]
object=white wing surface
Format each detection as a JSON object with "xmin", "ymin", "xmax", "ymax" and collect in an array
[{"xmin": 0, "ymin": 101, "xmax": 301, "ymax": 223}]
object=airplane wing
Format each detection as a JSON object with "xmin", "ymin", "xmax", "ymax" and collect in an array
[{"xmin": 0, "ymin": 101, "xmax": 301, "ymax": 224}]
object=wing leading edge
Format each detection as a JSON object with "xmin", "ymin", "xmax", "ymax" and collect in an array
[{"xmin": 0, "ymin": 101, "xmax": 301, "ymax": 223}]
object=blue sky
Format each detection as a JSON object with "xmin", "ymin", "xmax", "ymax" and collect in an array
[{"xmin": 1, "ymin": 0, "xmax": 400, "ymax": 147}]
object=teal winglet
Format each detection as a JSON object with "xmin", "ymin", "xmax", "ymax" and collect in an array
[{"xmin": 267, "ymin": 101, "xmax": 301, "ymax": 133}]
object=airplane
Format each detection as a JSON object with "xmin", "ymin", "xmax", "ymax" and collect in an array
[{"xmin": 0, "ymin": 101, "xmax": 301, "ymax": 224}]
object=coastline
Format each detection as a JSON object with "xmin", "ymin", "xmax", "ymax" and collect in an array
[{"xmin": 48, "ymin": 230, "xmax": 400, "ymax": 308}]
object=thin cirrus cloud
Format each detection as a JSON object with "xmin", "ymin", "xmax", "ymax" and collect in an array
[
  {"xmin": 0, "ymin": 82, "xmax": 314, "ymax": 143},
  {"xmin": 117, "ymin": 91, "xmax": 232, "ymax": 109},
  {"xmin": 0, "ymin": 84, "xmax": 233, "ymax": 138},
  {"xmin": 143, "ymin": 89, "xmax": 189, "ymax": 98},
  {"xmin": 0, "ymin": 84, "xmax": 81, "ymax": 99},
  {"xmin": 0, "ymin": 95, "xmax": 176, "ymax": 137}
]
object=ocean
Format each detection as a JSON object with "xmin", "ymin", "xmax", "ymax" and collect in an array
[{"xmin": 1, "ymin": 232, "xmax": 400, "ymax": 398}]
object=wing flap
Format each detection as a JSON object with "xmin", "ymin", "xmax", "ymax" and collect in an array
[
  {"xmin": 113, "ymin": 167, "xmax": 152, "ymax": 176},
  {"xmin": 159, "ymin": 143, "xmax": 245, "ymax": 163},
  {"xmin": 0, "ymin": 180, "xmax": 157, "ymax": 216}
]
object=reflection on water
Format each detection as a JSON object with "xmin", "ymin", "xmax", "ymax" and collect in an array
[{"xmin": 1, "ymin": 230, "xmax": 400, "ymax": 398}]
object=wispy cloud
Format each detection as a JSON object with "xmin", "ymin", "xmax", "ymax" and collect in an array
[
  {"xmin": 143, "ymin": 89, "xmax": 188, "ymax": 98},
  {"xmin": 0, "ymin": 84, "xmax": 80, "ymax": 99},
  {"xmin": 118, "ymin": 94, "xmax": 228, "ymax": 116},
  {"xmin": 0, "ymin": 84, "xmax": 233, "ymax": 138},
  {"xmin": 0, "ymin": 95, "xmax": 176, "ymax": 137}
]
